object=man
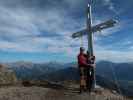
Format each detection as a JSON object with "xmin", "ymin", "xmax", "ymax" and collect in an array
[{"xmin": 77, "ymin": 47, "xmax": 88, "ymax": 93}]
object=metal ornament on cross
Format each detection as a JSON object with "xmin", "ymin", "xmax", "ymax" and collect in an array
[{"xmin": 71, "ymin": 0, "xmax": 118, "ymax": 88}]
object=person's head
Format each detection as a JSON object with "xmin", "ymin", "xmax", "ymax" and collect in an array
[
  {"xmin": 91, "ymin": 55, "xmax": 95, "ymax": 61},
  {"xmin": 80, "ymin": 47, "xmax": 85, "ymax": 53}
]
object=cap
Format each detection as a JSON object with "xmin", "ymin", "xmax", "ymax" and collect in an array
[{"xmin": 80, "ymin": 47, "xmax": 85, "ymax": 51}]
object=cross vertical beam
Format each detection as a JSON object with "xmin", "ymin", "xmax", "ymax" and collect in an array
[
  {"xmin": 87, "ymin": 2, "xmax": 96, "ymax": 88},
  {"xmin": 87, "ymin": 3, "xmax": 93, "ymax": 56}
]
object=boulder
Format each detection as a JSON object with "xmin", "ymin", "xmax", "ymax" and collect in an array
[{"xmin": 0, "ymin": 64, "xmax": 17, "ymax": 85}]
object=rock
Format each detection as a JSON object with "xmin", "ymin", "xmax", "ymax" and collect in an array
[{"xmin": 0, "ymin": 64, "xmax": 17, "ymax": 85}]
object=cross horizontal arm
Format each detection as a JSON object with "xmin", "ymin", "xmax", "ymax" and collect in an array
[
  {"xmin": 92, "ymin": 19, "xmax": 117, "ymax": 32},
  {"xmin": 71, "ymin": 29, "xmax": 87, "ymax": 38},
  {"xmin": 71, "ymin": 19, "xmax": 117, "ymax": 38}
]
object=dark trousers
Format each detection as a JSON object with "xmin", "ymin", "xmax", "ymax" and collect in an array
[{"xmin": 86, "ymin": 67, "xmax": 94, "ymax": 92}]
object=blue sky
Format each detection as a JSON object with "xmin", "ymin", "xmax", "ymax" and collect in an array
[{"xmin": 0, "ymin": 0, "xmax": 133, "ymax": 63}]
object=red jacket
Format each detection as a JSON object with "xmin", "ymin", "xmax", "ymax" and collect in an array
[{"xmin": 77, "ymin": 53, "xmax": 88, "ymax": 67}]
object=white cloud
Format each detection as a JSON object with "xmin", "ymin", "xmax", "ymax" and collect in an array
[
  {"xmin": 0, "ymin": 3, "xmax": 83, "ymax": 53},
  {"xmin": 0, "ymin": 0, "xmax": 132, "ymax": 63},
  {"xmin": 103, "ymin": 0, "xmax": 118, "ymax": 14},
  {"xmin": 93, "ymin": 44, "xmax": 133, "ymax": 63}
]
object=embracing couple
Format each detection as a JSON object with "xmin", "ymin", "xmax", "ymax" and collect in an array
[{"xmin": 78, "ymin": 47, "xmax": 95, "ymax": 93}]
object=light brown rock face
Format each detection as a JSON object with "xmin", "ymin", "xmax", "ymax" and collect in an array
[{"xmin": 0, "ymin": 64, "xmax": 17, "ymax": 85}]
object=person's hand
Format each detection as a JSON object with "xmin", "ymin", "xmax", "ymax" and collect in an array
[
  {"xmin": 87, "ymin": 64, "xmax": 91, "ymax": 66},
  {"xmin": 91, "ymin": 64, "xmax": 96, "ymax": 68},
  {"xmin": 93, "ymin": 64, "xmax": 96, "ymax": 68}
]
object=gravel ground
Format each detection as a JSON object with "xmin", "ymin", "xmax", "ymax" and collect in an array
[{"xmin": 0, "ymin": 86, "xmax": 130, "ymax": 100}]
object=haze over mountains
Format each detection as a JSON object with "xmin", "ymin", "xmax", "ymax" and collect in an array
[{"xmin": 4, "ymin": 61, "xmax": 133, "ymax": 96}]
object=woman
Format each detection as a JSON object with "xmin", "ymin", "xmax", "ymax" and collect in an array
[{"xmin": 85, "ymin": 51, "xmax": 95, "ymax": 92}]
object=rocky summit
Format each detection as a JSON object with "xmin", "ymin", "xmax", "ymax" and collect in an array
[{"xmin": 0, "ymin": 83, "xmax": 131, "ymax": 100}]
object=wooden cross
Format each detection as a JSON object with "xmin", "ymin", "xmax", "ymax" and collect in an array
[
  {"xmin": 72, "ymin": 4, "xmax": 117, "ymax": 55},
  {"xmin": 71, "ymin": 0, "xmax": 118, "ymax": 88}
]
